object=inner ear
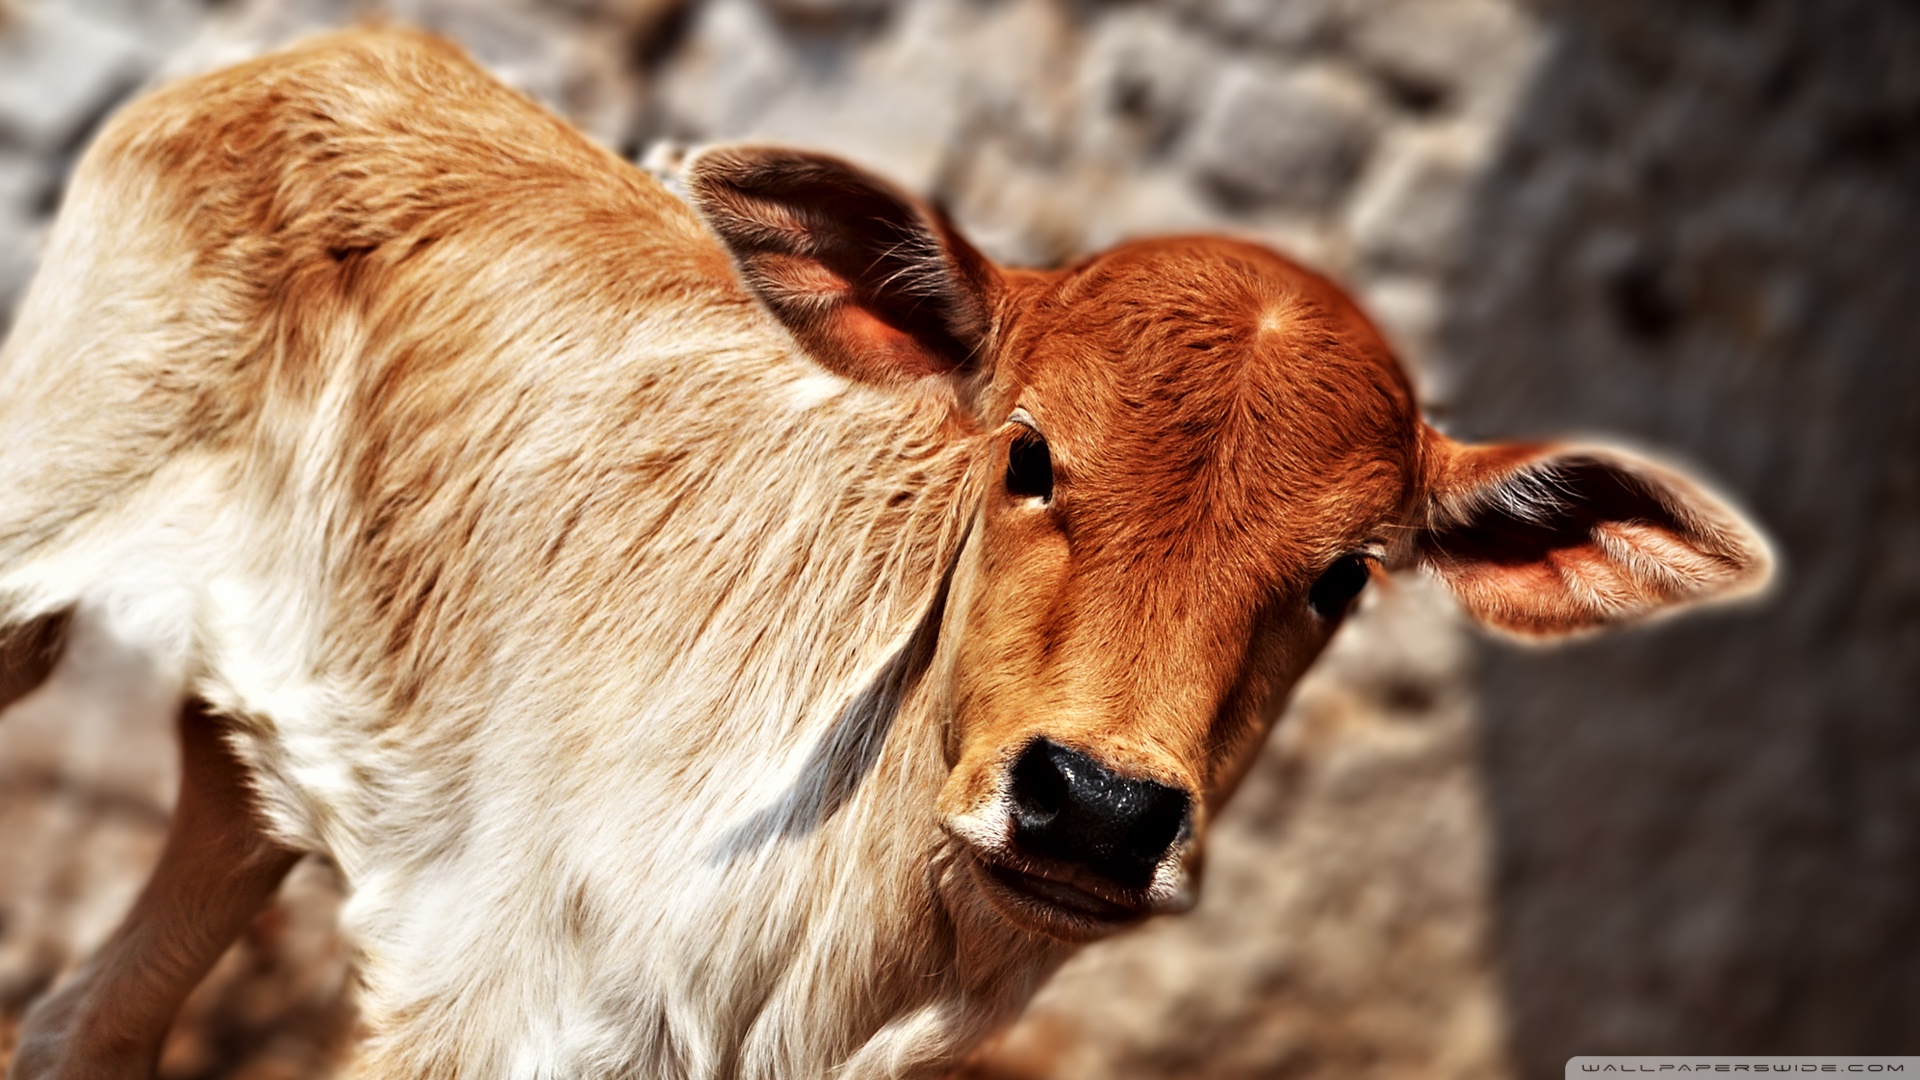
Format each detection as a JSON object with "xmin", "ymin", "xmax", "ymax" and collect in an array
[
  {"xmin": 1417, "ymin": 432, "xmax": 1774, "ymax": 638},
  {"xmin": 1430, "ymin": 457, "xmax": 1668, "ymax": 569},
  {"xmin": 683, "ymin": 145, "xmax": 1000, "ymax": 388}
]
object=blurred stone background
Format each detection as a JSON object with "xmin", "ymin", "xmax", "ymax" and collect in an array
[{"xmin": 0, "ymin": 0, "xmax": 1913, "ymax": 1076}]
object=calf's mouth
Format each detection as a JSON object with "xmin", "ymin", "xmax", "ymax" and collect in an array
[{"xmin": 955, "ymin": 839, "xmax": 1198, "ymax": 942}]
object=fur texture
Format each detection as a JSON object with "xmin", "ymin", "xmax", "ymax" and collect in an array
[{"xmin": 0, "ymin": 27, "xmax": 1771, "ymax": 1078}]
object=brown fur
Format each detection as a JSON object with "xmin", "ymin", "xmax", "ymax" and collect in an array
[{"xmin": 0, "ymin": 27, "xmax": 1771, "ymax": 1077}]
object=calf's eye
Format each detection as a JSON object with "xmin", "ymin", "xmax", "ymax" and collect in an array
[
  {"xmin": 1006, "ymin": 430, "xmax": 1053, "ymax": 502},
  {"xmin": 1309, "ymin": 554, "xmax": 1372, "ymax": 620}
]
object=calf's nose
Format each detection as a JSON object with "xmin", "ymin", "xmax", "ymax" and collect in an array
[{"xmin": 1008, "ymin": 738, "xmax": 1190, "ymax": 889}]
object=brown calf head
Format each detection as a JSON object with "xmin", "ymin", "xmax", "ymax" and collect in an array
[{"xmin": 686, "ymin": 147, "xmax": 1772, "ymax": 942}]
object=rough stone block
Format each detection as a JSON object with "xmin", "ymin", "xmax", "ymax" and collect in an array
[
  {"xmin": 1348, "ymin": 127, "xmax": 1477, "ymax": 273},
  {"xmin": 655, "ymin": 0, "xmax": 803, "ymax": 141},
  {"xmin": 1171, "ymin": 0, "xmax": 1372, "ymax": 52},
  {"xmin": 0, "ymin": 5, "xmax": 152, "ymax": 152},
  {"xmin": 0, "ymin": 151, "xmax": 41, "ymax": 215},
  {"xmin": 1077, "ymin": 9, "xmax": 1220, "ymax": 160},
  {"xmin": 1187, "ymin": 62, "xmax": 1382, "ymax": 213},
  {"xmin": 1345, "ymin": 0, "xmax": 1542, "ymax": 117}
]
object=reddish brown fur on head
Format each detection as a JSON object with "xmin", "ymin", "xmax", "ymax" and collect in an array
[{"xmin": 687, "ymin": 145, "xmax": 1772, "ymax": 940}]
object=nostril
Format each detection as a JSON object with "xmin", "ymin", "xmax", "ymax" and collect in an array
[
  {"xmin": 1125, "ymin": 790, "xmax": 1188, "ymax": 864},
  {"xmin": 1010, "ymin": 740, "xmax": 1068, "ymax": 827}
]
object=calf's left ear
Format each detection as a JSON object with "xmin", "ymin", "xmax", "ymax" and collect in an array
[
  {"xmin": 684, "ymin": 145, "xmax": 1002, "ymax": 389},
  {"xmin": 1415, "ymin": 430, "xmax": 1775, "ymax": 638}
]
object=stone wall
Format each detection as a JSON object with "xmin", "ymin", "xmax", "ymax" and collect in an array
[
  {"xmin": 1440, "ymin": 0, "xmax": 1920, "ymax": 1070},
  {"xmin": 0, "ymin": 0, "xmax": 1912, "ymax": 1076}
]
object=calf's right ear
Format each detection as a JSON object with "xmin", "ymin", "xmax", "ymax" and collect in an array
[
  {"xmin": 684, "ymin": 146, "xmax": 1002, "ymax": 390},
  {"xmin": 1415, "ymin": 430, "xmax": 1775, "ymax": 638}
]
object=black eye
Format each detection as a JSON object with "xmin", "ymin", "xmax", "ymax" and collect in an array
[
  {"xmin": 1006, "ymin": 429, "xmax": 1053, "ymax": 502},
  {"xmin": 1308, "ymin": 555, "xmax": 1371, "ymax": 620}
]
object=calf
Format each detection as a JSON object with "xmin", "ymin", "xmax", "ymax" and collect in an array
[{"xmin": 0, "ymin": 27, "xmax": 1770, "ymax": 1079}]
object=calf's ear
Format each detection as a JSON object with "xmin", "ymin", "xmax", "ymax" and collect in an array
[
  {"xmin": 684, "ymin": 145, "xmax": 1001, "ymax": 388},
  {"xmin": 1415, "ymin": 430, "xmax": 1774, "ymax": 638}
]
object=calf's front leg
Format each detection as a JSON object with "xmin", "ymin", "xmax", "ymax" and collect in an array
[{"xmin": 8, "ymin": 700, "xmax": 298, "ymax": 1080}]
